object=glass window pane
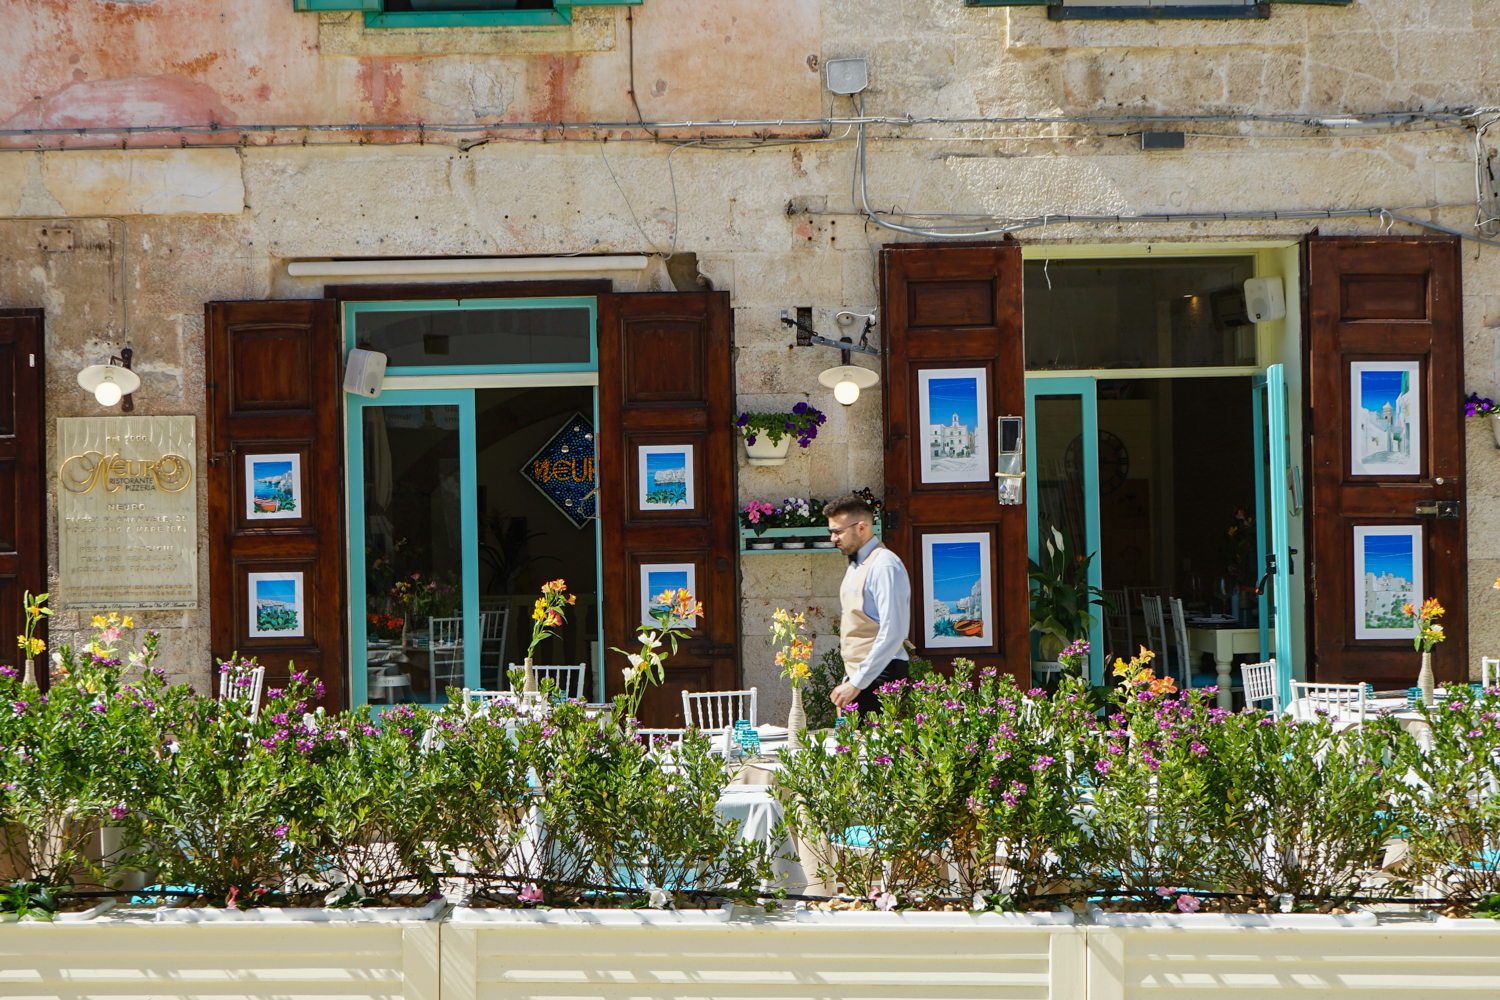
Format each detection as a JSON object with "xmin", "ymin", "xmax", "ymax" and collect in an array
[
  {"xmin": 364, "ymin": 404, "xmax": 465, "ymax": 703},
  {"xmin": 1024, "ymin": 257, "xmax": 1257, "ymax": 371},
  {"xmin": 354, "ymin": 307, "xmax": 592, "ymax": 368}
]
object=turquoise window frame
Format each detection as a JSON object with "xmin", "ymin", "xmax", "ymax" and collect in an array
[
  {"xmin": 1024, "ymin": 377, "xmax": 1104, "ymax": 685},
  {"xmin": 343, "ymin": 297, "xmax": 599, "ymax": 377},
  {"xmin": 1252, "ymin": 364, "xmax": 1293, "ymax": 707},
  {"xmin": 347, "ymin": 388, "xmax": 481, "ymax": 710},
  {"xmin": 293, "ymin": 0, "xmax": 642, "ymax": 28}
]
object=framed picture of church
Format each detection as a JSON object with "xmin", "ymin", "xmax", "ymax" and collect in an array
[
  {"xmin": 1353, "ymin": 524, "xmax": 1422, "ymax": 640},
  {"xmin": 917, "ymin": 368, "xmax": 990, "ymax": 485},
  {"xmin": 1349, "ymin": 361, "xmax": 1420, "ymax": 477}
]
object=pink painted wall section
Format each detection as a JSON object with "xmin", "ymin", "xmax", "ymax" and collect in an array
[{"xmin": 0, "ymin": 0, "xmax": 822, "ymax": 147}]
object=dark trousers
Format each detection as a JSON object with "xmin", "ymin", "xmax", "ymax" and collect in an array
[{"xmin": 854, "ymin": 659, "xmax": 910, "ymax": 715}]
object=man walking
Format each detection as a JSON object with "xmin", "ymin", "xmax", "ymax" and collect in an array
[{"xmin": 824, "ymin": 493, "xmax": 911, "ymax": 715}]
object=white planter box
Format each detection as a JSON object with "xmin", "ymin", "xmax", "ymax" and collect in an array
[
  {"xmin": 0, "ymin": 907, "xmax": 441, "ymax": 1000},
  {"xmin": 156, "ymin": 898, "xmax": 447, "ymax": 922},
  {"xmin": 443, "ymin": 907, "xmax": 1086, "ymax": 1000}
]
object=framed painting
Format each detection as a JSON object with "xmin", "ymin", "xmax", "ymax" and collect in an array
[
  {"xmin": 1353, "ymin": 525, "xmax": 1423, "ymax": 640},
  {"xmin": 248, "ymin": 571, "xmax": 305, "ymax": 638},
  {"xmin": 920, "ymin": 532, "xmax": 993, "ymax": 648},
  {"xmin": 1350, "ymin": 362, "xmax": 1420, "ymax": 476},
  {"xmin": 245, "ymin": 453, "xmax": 302, "ymax": 521},
  {"xmin": 918, "ymin": 368, "xmax": 990, "ymax": 485},
  {"xmin": 638, "ymin": 444, "xmax": 695, "ymax": 511},
  {"xmin": 640, "ymin": 562, "xmax": 697, "ymax": 629}
]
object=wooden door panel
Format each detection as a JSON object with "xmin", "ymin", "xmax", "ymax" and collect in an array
[
  {"xmin": 1306, "ymin": 236, "xmax": 1465, "ymax": 689},
  {"xmin": 599, "ymin": 292, "xmax": 737, "ymax": 727},
  {"xmin": 0, "ymin": 310, "xmax": 44, "ymax": 678},
  {"xmin": 881, "ymin": 244, "xmax": 1028, "ymax": 680},
  {"xmin": 207, "ymin": 301, "xmax": 345, "ymax": 709}
]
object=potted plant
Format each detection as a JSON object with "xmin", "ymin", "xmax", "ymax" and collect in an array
[
  {"xmin": 775, "ymin": 497, "xmax": 822, "ymax": 547},
  {"xmin": 1027, "ymin": 528, "xmax": 1110, "ymax": 680},
  {"xmin": 735, "ymin": 402, "xmax": 826, "ymax": 466},
  {"xmin": 1465, "ymin": 393, "xmax": 1500, "ymax": 448}
]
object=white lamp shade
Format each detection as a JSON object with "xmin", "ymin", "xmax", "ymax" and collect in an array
[
  {"xmin": 818, "ymin": 364, "xmax": 878, "ymax": 406},
  {"xmin": 77, "ymin": 363, "xmax": 141, "ymax": 407}
]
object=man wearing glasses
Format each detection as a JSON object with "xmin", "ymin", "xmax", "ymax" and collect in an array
[{"xmin": 824, "ymin": 493, "xmax": 911, "ymax": 715}]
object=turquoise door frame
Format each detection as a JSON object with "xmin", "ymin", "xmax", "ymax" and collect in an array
[
  {"xmin": 1251, "ymin": 364, "xmax": 1294, "ymax": 706},
  {"xmin": 1024, "ymin": 378, "xmax": 1104, "ymax": 685},
  {"xmin": 345, "ymin": 388, "xmax": 481, "ymax": 708}
]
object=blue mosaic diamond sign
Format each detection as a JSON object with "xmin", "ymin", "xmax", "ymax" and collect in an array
[{"xmin": 521, "ymin": 412, "xmax": 596, "ymax": 530}]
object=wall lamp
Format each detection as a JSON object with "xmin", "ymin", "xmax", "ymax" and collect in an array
[
  {"xmin": 782, "ymin": 309, "xmax": 880, "ymax": 406},
  {"xmin": 77, "ymin": 348, "xmax": 139, "ymax": 411}
]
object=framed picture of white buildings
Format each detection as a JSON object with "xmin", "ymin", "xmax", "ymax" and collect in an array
[
  {"xmin": 920, "ymin": 532, "xmax": 993, "ymax": 648},
  {"xmin": 1353, "ymin": 525, "xmax": 1422, "ymax": 640},
  {"xmin": 244, "ymin": 453, "xmax": 301, "ymax": 520},
  {"xmin": 1350, "ymin": 362, "xmax": 1420, "ymax": 477},
  {"xmin": 918, "ymin": 368, "xmax": 990, "ymax": 484},
  {"xmin": 638, "ymin": 444, "xmax": 694, "ymax": 511}
]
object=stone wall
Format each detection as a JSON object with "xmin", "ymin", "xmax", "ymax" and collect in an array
[{"xmin": 1, "ymin": 0, "xmax": 1497, "ymax": 704}]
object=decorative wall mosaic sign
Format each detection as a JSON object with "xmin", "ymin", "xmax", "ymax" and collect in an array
[{"xmin": 521, "ymin": 411, "xmax": 596, "ymax": 529}]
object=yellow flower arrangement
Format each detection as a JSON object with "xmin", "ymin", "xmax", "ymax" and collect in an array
[
  {"xmin": 1112, "ymin": 645, "xmax": 1177, "ymax": 695},
  {"xmin": 1401, "ymin": 597, "xmax": 1446, "ymax": 653}
]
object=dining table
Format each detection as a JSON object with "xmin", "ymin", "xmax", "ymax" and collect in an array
[{"xmin": 1186, "ymin": 624, "xmax": 1276, "ymax": 710}]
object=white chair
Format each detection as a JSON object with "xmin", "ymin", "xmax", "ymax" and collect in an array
[
  {"xmin": 1290, "ymin": 681, "xmax": 1366, "ymax": 726},
  {"xmin": 429, "ymin": 617, "xmax": 464, "ymax": 702},
  {"xmin": 1167, "ymin": 597, "xmax": 1195, "ymax": 688},
  {"xmin": 635, "ymin": 728, "xmax": 687, "ymax": 752},
  {"xmin": 1140, "ymin": 595, "xmax": 1169, "ymax": 674},
  {"xmin": 479, "ymin": 605, "xmax": 512, "ymax": 687},
  {"xmin": 1241, "ymin": 658, "xmax": 1280, "ymax": 714},
  {"xmin": 1482, "ymin": 657, "xmax": 1498, "ymax": 688},
  {"xmin": 507, "ymin": 662, "xmax": 587, "ymax": 700},
  {"xmin": 682, "ymin": 688, "xmax": 758, "ymax": 730},
  {"xmin": 219, "ymin": 662, "xmax": 265, "ymax": 720}
]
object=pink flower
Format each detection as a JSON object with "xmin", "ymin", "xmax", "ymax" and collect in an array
[
  {"xmin": 518, "ymin": 884, "xmax": 544, "ymax": 903},
  {"xmin": 1176, "ymin": 894, "xmax": 1201, "ymax": 913},
  {"xmin": 871, "ymin": 890, "xmax": 897, "ymax": 911}
]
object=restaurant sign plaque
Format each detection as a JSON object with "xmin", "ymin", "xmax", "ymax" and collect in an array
[{"xmin": 57, "ymin": 416, "xmax": 198, "ymax": 611}]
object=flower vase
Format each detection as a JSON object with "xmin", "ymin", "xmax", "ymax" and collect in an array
[
  {"xmin": 786, "ymin": 686, "xmax": 807, "ymax": 752},
  {"xmin": 1489, "ymin": 414, "xmax": 1500, "ymax": 450},
  {"xmin": 22, "ymin": 658, "xmax": 35, "ymax": 687},
  {"xmin": 1419, "ymin": 650, "xmax": 1435, "ymax": 707},
  {"xmin": 523, "ymin": 655, "xmax": 538, "ymax": 695},
  {"xmin": 742, "ymin": 430, "xmax": 792, "ymax": 467}
]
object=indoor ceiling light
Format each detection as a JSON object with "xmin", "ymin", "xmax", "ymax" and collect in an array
[
  {"xmin": 818, "ymin": 364, "xmax": 879, "ymax": 406},
  {"xmin": 78, "ymin": 352, "xmax": 140, "ymax": 409}
]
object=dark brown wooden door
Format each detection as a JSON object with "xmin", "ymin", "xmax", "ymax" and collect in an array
[
  {"xmin": 1306, "ymin": 235, "xmax": 1466, "ymax": 689},
  {"xmin": 0, "ymin": 310, "xmax": 45, "ymax": 680},
  {"xmin": 598, "ymin": 291, "xmax": 737, "ymax": 726},
  {"xmin": 206, "ymin": 301, "xmax": 346, "ymax": 708},
  {"xmin": 880, "ymin": 243, "xmax": 1030, "ymax": 681}
]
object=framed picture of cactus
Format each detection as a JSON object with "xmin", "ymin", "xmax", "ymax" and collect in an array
[
  {"xmin": 638, "ymin": 444, "xmax": 694, "ymax": 511},
  {"xmin": 248, "ymin": 571, "xmax": 305, "ymax": 638}
]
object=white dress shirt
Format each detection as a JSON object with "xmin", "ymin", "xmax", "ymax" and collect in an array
[{"xmin": 846, "ymin": 536, "xmax": 911, "ymax": 690}]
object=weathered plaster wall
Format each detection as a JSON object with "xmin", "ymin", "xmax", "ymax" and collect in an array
[{"xmin": 2, "ymin": 0, "xmax": 1498, "ymax": 704}]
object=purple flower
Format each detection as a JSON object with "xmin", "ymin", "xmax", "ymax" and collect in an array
[
  {"xmin": 1189, "ymin": 741, "xmax": 1208, "ymax": 757},
  {"xmin": 273, "ymin": 824, "xmax": 289, "ymax": 839},
  {"xmin": 792, "ymin": 401, "xmax": 808, "ymax": 415},
  {"xmin": 109, "ymin": 805, "xmax": 126, "ymax": 820},
  {"xmin": 735, "ymin": 413, "xmax": 749, "ymax": 427},
  {"xmin": 745, "ymin": 433, "xmax": 757, "ymax": 446},
  {"xmin": 1030, "ymin": 756, "xmax": 1056, "ymax": 771},
  {"xmin": 1095, "ymin": 759, "xmax": 1111, "ymax": 774},
  {"xmin": 873, "ymin": 753, "xmax": 893, "ymax": 765}
]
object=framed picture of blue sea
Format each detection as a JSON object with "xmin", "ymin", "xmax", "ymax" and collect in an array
[
  {"xmin": 244, "ymin": 453, "xmax": 301, "ymax": 521},
  {"xmin": 638, "ymin": 444, "xmax": 695, "ymax": 511},
  {"xmin": 920, "ymin": 532, "xmax": 993, "ymax": 648},
  {"xmin": 1353, "ymin": 525, "xmax": 1422, "ymax": 640},
  {"xmin": 640, "ymin": 563, "xmax": 696, "ymax": 629},
  {"xmin": 918, "ymin": 368, "xmax": 990, "ymax": 485},
  {"xmin": 247, "ymin": 572, "xmax": 305, "ymax": 638},
  {"xmin": 1350, "ymin": 362, "xmax": 1421, "ymax": 477}
]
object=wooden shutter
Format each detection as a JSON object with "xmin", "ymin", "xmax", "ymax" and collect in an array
[
  {"xmin": 880, "ymin": 243, "xmax": 1030, "ymax": 680},
  {"xmin": 598, "ymin": 291, "xmax": 738, "ymax": 726},
  {"xmin": 1306, "ymin": 235, "xmax": 1466, "ymax": 689},
  {"xmin": 206, "ymin": 301, "xmax": 346, "ymax": 707},
  {"xmin": 0, "ymin": 310, "xmax": 45, "ymax": 679}
]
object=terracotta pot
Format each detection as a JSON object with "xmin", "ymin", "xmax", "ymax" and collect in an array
[{"xmin": 742, "ymin": 430, "xmax": 792, "ymax": 466}]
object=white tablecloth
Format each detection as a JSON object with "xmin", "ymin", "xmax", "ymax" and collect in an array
[{"xmin": 714, "ymin": 785, "xmax": 809, "ymax": 892}]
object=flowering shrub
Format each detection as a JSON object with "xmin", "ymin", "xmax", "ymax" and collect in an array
[{"xmin": 735, "ymin": 402, "xmax": 826, "ymax": 448}]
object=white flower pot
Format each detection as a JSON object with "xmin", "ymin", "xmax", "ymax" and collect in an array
[
  {"xmin": 1489, "ymin": 414, "xmax": 1500, "ymax": 449},
  {"xmin": 742, "ymin": 430, "xmax": 792, "ymax": 466}
]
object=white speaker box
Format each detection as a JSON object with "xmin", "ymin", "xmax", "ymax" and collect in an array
[
  {"xmin": 343, "ymin": 348, "xmax": 387, "ymax": 397},
  {"xmin": 1244, "ymin": 276, "xmax": 1286, "ymax": 323}
]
